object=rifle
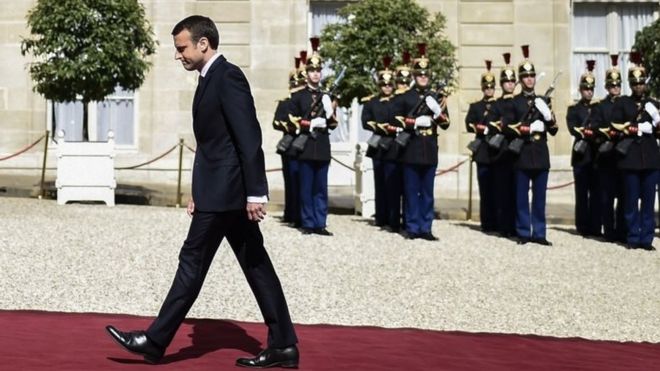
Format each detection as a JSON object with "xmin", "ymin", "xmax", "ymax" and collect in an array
[
  {"xmin": 291, "ymin": 67, "xmax": 347, "ymax": 152},
  {"xmin": 508, "ymin": 71, "xmax": 562, "ymax": 154},
  {"xmin": 572, "ymin": 106, "xmax": 593, "ymax": 155},
  {"xmin": 395, "ymin": 80, "xmax": 444, "ymax": 148}
]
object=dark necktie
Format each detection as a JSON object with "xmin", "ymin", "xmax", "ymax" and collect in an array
[{"xmin": 193, "ymin": 75, "xmax": 204, "ymax": 106}]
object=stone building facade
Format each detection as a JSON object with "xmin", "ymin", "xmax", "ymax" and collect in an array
[{"xmin": 1, "ymin": 0, "xmax": 658, "ymax": 202}]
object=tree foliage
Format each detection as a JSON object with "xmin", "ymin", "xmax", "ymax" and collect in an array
[
  {"xmin": 21, "ymin": 0, "xmax": 157, "ymax": 140},
  {"xmin": 634, "ymin": 15, "xmax": 660, "ymax": 97},
  {"xmin": 319, "ymin": 0, "xmax": 457, "ymax": 106}
]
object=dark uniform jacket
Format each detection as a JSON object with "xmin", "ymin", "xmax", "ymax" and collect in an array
[
  {"xmin": 272, "ymin": 97, "xmax": 299, "ymax": 158},
  {"xmin": 590, "ymin": 95, "xmax": 621, "ymax": 168},
  {"xmin": 566, "ymin": 99, "xmax": 599, "ymax": 167},
  {"xmin": 485, "ymin": 93, "xmax": 516, "ymax": 163},
  {"xmin": 361, "ymin": 94, "xmax": 398, "ymax": 161},
  {"xmin": 504, "ymin": 92, "xmax": 558, "ymax": 170},
  {"xmin": 465, "ymin": 97, "xmax": 496, "ymax": 164},
  {"xmin": 287, "ymin": 86, "xmax": 338, "ymax": 162},
  {"xmin": 611, "ymin": 94, "xmax": 660, "ymax": 170},
  {"xmin": 392, "ymin": 86, "xmax": 450, "ymax": 166},
  {"xmin": 191, "ymin": 55, "xmax": 268, "ymax": 212}
]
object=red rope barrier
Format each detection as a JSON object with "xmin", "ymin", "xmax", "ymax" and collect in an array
[
  {"xmin": 115, "ymin": 144, "xmax": 179, "ymax": 170},
  {"xmin": 436, "ymin": 158, "xmax": 469, "ymax": 176},
  {"xmin": 547, "ymin": 180, "xmax": 575, "ymax": 190},
  {"xmin": 0, "ymin": 135, "xmax": 46, "ymax": 161}
]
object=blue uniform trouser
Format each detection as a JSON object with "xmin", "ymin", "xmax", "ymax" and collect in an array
[
  {"xmin": 598, "ymin": 167, "xmax": 625, "ymax": 242},
  {"xmin": 573, "ymin": 164, "xmax": 601, "ymax": 235},
  {"xmin": 299, "ymin": 160, "xmax": 329, "ymax": 229},
  {"xmin": 403, "ymin": 164, "xmax": 436, "ymax": 235},
  {"xmin": 383, "ymin": 160, "xmax": 403, "ymax": 230},
  {"xmin": 285, "ymin": 158, "xmax": 301, "ymax": 226},
  {"xmin": 622, "ymin": 169, "xmax": 658, "ymax": 246},
  {"xmin": 515, "ymin": 169, "xmax": 549, "ymax": 239},
  {"xmin": 477, "ymin": 163, "xmax": 497, "ymax": 231},
  {"xmin": 372, "ymin": 159, "xmax": 387, "ymax": 226}
]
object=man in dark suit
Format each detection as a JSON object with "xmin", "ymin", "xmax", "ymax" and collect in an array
[{"xmin": 105, "ymin": 16, "xmax": 299, "ymax": 368}]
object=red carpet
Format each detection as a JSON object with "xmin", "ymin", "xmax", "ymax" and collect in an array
[{"xmin": 0, "ymin": 310, "xmax": 658, "ymax": 370}]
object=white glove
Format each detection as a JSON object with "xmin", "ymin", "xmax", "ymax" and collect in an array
[
  {"xmin": 321, "ymin": 94, "xmax": 334, "ymax": 119},
  {"xmin": 637, "ymin": 121, "xmax": 653, "ymax": 136},
  {"xmin": 310, "ymin": 117, "xmax": 327, "ymax": 129},
  {"xmin": 425, "ymin": 96, "xmax": 442, "ymax": 118},
  {"xmin": 482, "ymin": 126, "xmax": 489, "ymax": 135},
  {"xmin": 644, "ymin": 102, "xmax": 660, "ymax": 126},
  {"xmin": 534, "ymin": 97, "xmax": 552, "ymax": 121},
  {"xmin": 414, "ymin": 115, "xmax": 432, "ymax": 128},
  {"xmin": 529, "ymin": 120, "xmax": 545, "ymax": 133}
]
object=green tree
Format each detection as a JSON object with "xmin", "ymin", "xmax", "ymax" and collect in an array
[
  {"xmin": 21, "ymin": 0, "xmax": 157, "ymax": 141},
  {"xmin": 634, "ymin": 16, "xmax": 660, "ymax": 97},
  {"xmin": 320, "ymin": 0, "xmax": 457, "ymax": 106}
]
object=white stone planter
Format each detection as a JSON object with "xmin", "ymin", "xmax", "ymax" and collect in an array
[{"xmin": 55, "ymin": 130, "xmax": 116, "ymax": 206}]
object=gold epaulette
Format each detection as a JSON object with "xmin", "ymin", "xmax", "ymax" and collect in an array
[
  {"xmin": 509, "ymin": 122, "xmax": 522, "ymax": 135},
  {"xmin": 612, "ymin": 122, "xmax": 631, "ymax": 135},
  {"xmin": 360, "ymin": 94, "xmax": 374, "ymax": 103}
]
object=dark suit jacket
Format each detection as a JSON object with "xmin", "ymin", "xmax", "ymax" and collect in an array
[{"xmin": 192, "ymin": 54, "xmax": 268, "ymax": 212}]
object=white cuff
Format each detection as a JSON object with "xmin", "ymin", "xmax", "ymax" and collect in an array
[{"xmin": 247, "ymin": 195, "xmax": 268, "ymax": 204}]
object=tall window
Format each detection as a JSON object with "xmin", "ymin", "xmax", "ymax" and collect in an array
[
  {"xmin": 572, "ymin": 2, "xmax": 658, "ymax": 98},
  {"xmin": 49, "ymin": 87, "xmax": 137, "ymax": 146}
]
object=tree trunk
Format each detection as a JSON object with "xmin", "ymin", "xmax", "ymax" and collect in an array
[{"xmin": 82, "ymin": 101, "xmax": 89, "ymax": 141}]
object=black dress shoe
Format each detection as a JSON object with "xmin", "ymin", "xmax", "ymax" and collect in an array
[
  {"xmin": 403, "ymin": 231, "xmax": 418, "ymax": 240},
  {"xmin": 639, "ymin": 244, "xmax": 656, "ymax": 251},
  {"xmin": 236, "ymin": 345, "xmax": 299, "ymax": 369},
  {"xmin": 419, "ymin": 232, "xmax": 439, "ymax": 241},
  {"xmin": 105, "ymin": 325, "xmax": 164, "ymax": 364},
  {"xmin": 301, "ymin": 228, "xmax": 314, "ymax": 235},
  {"xmin": 313, "ymin": 228, "xmax": 333, "ymax": 236},
  {"xmin": 516, "ymin": 237, "xmax": 530, "ymax": 245},
  {"xmin": 532, "ymin": 238, "xmax": 553, "ymax": 246}
]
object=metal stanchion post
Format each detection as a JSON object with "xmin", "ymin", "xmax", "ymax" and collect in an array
[
  {"xmin": 467, "ymin": 155, "xmax": 473, "ymax": 220},
  {"xmin": 39, "ymin": 130, "xmax": 49, "ymax": 199},
  {"xmin": 176, "ymin": 138, "xmax": 184, "ymax": 208}
]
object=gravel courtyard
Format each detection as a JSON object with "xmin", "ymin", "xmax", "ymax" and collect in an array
[{"xmin": 1, "ymin": 197, "xmax": 658, "ymax": 343}]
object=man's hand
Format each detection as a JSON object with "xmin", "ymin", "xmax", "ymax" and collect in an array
[
  {"xmin": 187, "ymin": 199, "xmax": 195, "ymax": 217},
  {"xmin": 530, "ymin": 120, "xmax": 545, "ymax": 133},
  {"xmin": 425, "ymin": 96, "xmax": 442, "ymax": 118},
  {"xmin": 310, "ymin": 117, "xmax": 327, "ymax": 129},
  {"xmin": 414, "ymin": 115, "xmax": 432, "ymax": 128},
  {"xmin": 247, "ymin": 202, "xmax": 267, "ymax": 222},
  {"xmin": 638, "ymin": 121, "xmax": 653, "ymax": 136},
  {"xmin": 534, "ymin": 98, "xmax": 552, "ymax": 121},
  {"xmin": 322, "ymin": 94, "xmax": 334, "ymax": 119}
]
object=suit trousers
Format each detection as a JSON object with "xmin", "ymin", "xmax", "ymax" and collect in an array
[
  {"xmin": 299, "ymin": 160, "xmax": 329, "ymax": 229},
  {"xmin": 622, "ymin": 169, "xmax": 658, "ymax": 246},
  {"xmin": 515, "ymin": 169, "xmax": 549, "ymax": 239},
  {"xmin": 403, "ymin": 164, "xmax": 437, "ymax": 235},
  {"xmin": 146, "ymin": 210, "xmax": 298, "ymax": 349},
  {"xmin": 573, "ymin": 164, "xmax": 601, "ymax": 236}
]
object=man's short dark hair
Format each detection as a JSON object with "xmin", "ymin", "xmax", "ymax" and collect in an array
[{"xmin": 172, "ymin": 15, "xmax": 219, "ymax": 49}]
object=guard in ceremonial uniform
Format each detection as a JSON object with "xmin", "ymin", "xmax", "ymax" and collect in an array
[
  {"xmin": 273, "ymin": 56, "xmax": 305, "ymax": 226},
  {"xmin": 287, "ymin": 38, "xmax": 337, "ymax": 236},
  {"xmin": 591, "ymin": 54, "xmax": 625, "ymax": 242},
  {"xmin": 610, "ymin": 51, "xmax": 660, "ymax": 250},
  {"xmin": 466, "ymin": 60, "xmax": 497, "ymax": 233},
  {"xmin": 361, "ymin": 56, "xmax": 397, "ymax": 229},
  {"xmin": 505, "ymin": 45, "xmax": 558, "ymax": 245},
  {"xmin": 486, "ymin": 53, "xmax": 518, "ymax": 238},
  {"xmin": 392, "ymin": 43, "xmax": 450, "ymax": 240},
  {"xmin": 566, "ymin": 60, "xmax": 601, "ymax": 237}
]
